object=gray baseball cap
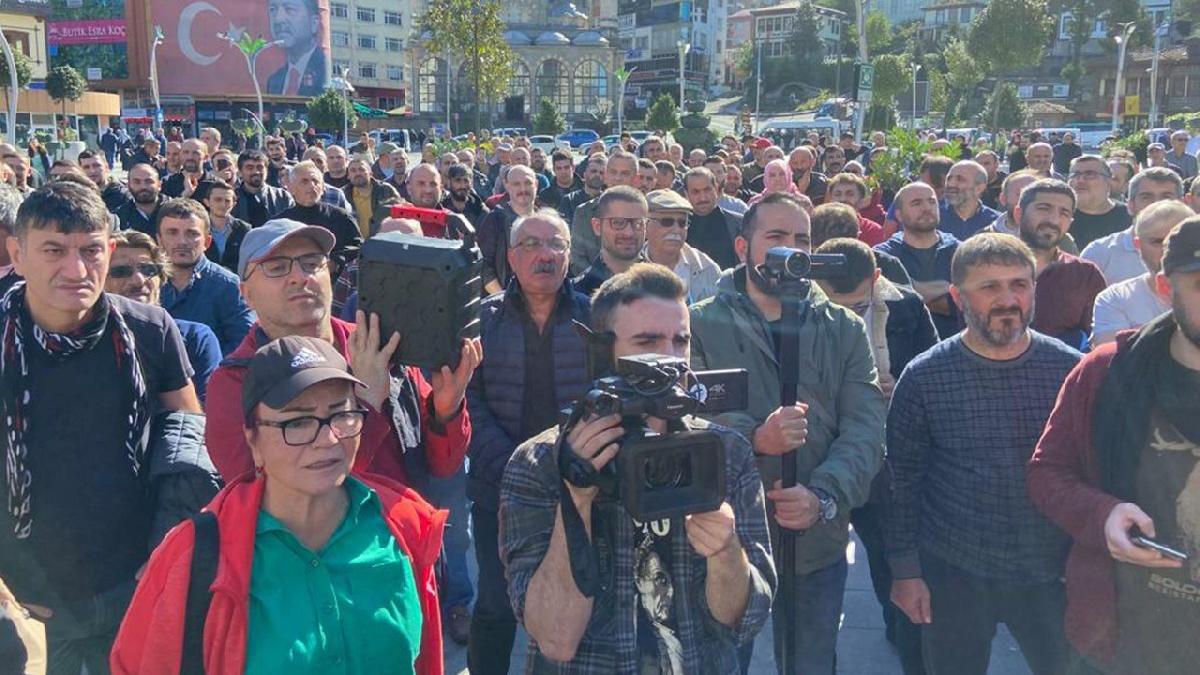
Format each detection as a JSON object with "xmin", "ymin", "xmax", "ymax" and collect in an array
[{"xmin": 237, "ymin": 218, "xmax": 335, "ymax": 279}]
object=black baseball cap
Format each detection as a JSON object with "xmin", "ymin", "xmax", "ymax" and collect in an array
[
  {"xmin": 241, "ymin": 336, "xmax": 365, "ymax": 425},
  {"xmin": 1161, "ymin": 216, "xmax": 1200, "ymax": 276}
]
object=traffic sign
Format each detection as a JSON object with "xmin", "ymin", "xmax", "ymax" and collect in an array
[{"xmin": 855, "ymin": 63, "xmax": 875, "ymax": 103}]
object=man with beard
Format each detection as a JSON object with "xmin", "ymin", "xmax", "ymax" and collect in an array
[
  {"xmin": 78, "ymin": 150, "xmax": 129, "ymax": 212},
  {"xmin": 156, "ymin": 198, "xmax": 254, "ymax": 354},
  {"xmin": 406, "ymin": 163, "xmax": 445, "ymax": 211},
  {"xmin": 443, "ymin": 163, "xmax": 490, "ymax": 228},
  {"xmin": 263, "ymin": 136, "xmax": 293, "ymax": 188},
  {"xmin": 741, "ymin": 137, "xmax": 771, "ymax": 185},
  {"xmin": 724, "ymin": 163, "xmax": 756, "ymax": 204},
  {"xmin": 875, "ymin": 182, "xmax": 962, "ymax": 339},
  {"xmin": 684, "ymin": 167, "xmax": 742, "ymax": 270},
  {"xmin": 888, "ymin": 233, "xmax": 1080, "ymax": 675},
  {"xmin": 323, "ymin": 144, "xmax": 351, "ymax": 190},
  {"xmin": 480, "ymin": 165, "xmax": 539, "ymax": 294},
  {"xmin": 265, "ymin": 0, "xmax": 327, "ymax": 95},
  {"xmin": 822, "ymin": 145, "xmax": 846, "ymax": 175},
  {"xmin": 1014, "ymin": 179, "xmax": 1106, "ymax": 349},
  {"xmin": 1084, "ymin": 167, "xmax": 1184, "ymax": 285},
  {"xmin": 573, "ymin": 185, "xmax": 648, "ymax": 296},
  {"xmin": 703, "ymin": 156, "xmax": 749, "ymax": 216},
  {"xmin": 940, "ymin": 161, "xmax": 1000, "ymax": 240},
  {"xmin": 116, "ymin": 164, "xmax": 167, "ymax": 235},
  {"xmin": 1025, "ymin": 142, "xmax": 1059, "ymax": 178},
  {"xmin": 343, "ymin": 157, "xmax": 401, "ymax": 239},
  {"xmin": 232, "ymin": 149, "xmax": 293, "ymax": 228},
  {"xmin": 641, "ymin": 189, "xmax": 721, "ymax": 302},
  {"xmin": 557, "ymin": 153, "xmax": 605, "ymax": 225},
  {"xmin": 1068, "ymin": 155, "xmax": 1132, "ymax": 250},
  {"xmin": 1029, "ymin": 218, "xmax": 1200, "ymax": 675},
  {"xmin": 788, "ymin": 146, "xmax": 828, "ymax": 205},
  {"xmin": 1091, "ymin": 200, "xmax": 1191, "ymax": 346},
  {"xmin": 277, "ymin": 160, "xmax": 362, "ymax": 273},
  {"xmin": 690, "ymin": 191, "xmax": 885, "ymax": 673},
  {"xmin": 571, "ymin": 150, "xmax": 637, "ymax": 274},
  {"xmin": 162, "ymin": 139, "xmax": 218, "ymax": 201},
  {"xmin": 387, "ymin": 145, "xmax": 412, "ymax": 197}
]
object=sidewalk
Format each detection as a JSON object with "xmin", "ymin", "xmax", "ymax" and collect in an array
[{"xmin": 443, "ymin": 533, "xmax": 1035, "ymax": 674}]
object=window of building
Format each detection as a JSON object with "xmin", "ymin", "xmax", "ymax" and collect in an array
[
  {"xmin": 574, "ymin": 60, "xmax": 608, "ymax": 113},
  {"xmin": 359, "ymin": 63, "xmax": 377, "ymax": 79},
  {"xmin": 333, "ymin": 60, "xmax": 350, "ymax": 74},
  {"xmin": 332, "ymin": 31, "xmax": 349, "ymax": 47},
  {"xmin": 386, "ymin": 37, "xmax": 403, "ymax": 52},
  {"xmin": 419, "ymin": 58, "xmax": 447, "ymax": 112},
  {"xmin": 388, "ymin": 65, "xmax": 403, "ymax": 81},
  {"xmin": 358, "ymin": 34, "xmax": 376, "ymax": 49},
  {"xmin": 636, "ymin": 36, "xmax": 650, "ymax": 50},
  {"xmin": 767, "ymin": 40, "xmax": 785, "ymax": 57},
  {"xmin": 385, "ymin": 11, "xmax": 403, "ymax": 26},
  {"xmin": 331, "ymin": 2, "xmax": 348, "ymax": 18},
  {"xmin": 536, "ymin": 59, "xmax": 570, "ymax": 112},
  {"xmin": 508, "ymin": 59, "xmax": 532, "ymax": 114},
  {"xmin": 357, "ymin": 7, "xmax": 376, "ymax": 22}
]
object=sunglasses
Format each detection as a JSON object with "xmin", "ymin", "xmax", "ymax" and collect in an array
[
  {"xmin": 109, "ymin": 263, "xmax": 163, "ymax": 279},
  {"xmin": 653, "ymin": 216, "xmax": 689, "ymax": 229}
]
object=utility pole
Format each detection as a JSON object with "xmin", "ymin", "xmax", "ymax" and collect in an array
[
  {"xmin": 853, "ymin": 0, "xmax": 869, "ymax": 142},
  {"xmin": 1111, "ymin": 22, "xmax": 1136, "ymax": 136},
  {"xmin": 754, "ymin": 39, "xmax": 763, "ymax": 134},
  {"xmin": 1150, "ymin": 16, "xmax": 1169, "ymax": 128}
]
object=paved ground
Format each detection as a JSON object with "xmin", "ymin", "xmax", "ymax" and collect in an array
[{"xmin": 442, "ymin": 533, "xmax": 1034, "ymax": 674}]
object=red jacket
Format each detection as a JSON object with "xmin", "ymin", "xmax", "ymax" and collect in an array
[
  {"xmin": 857, "ymin": 215, "xmax": 887, "ymax": 247},
  {"xmin": 1027, "ymin": 336, "xmax": 1126, "ymax": 665},
  {"xmin": 204, "ymin": 318, "xmax": 470, "ymax": 485},
  {"xmin": 109, "ymin": 473, "xmax": 447, "ymax": 675}
]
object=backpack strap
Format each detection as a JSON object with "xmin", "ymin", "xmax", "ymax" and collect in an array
[{"xmin": 181, "ymin": 511, "xmax": 219, "ymax": 675}]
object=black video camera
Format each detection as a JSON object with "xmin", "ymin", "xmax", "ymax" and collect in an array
[
  {"xmin": 559, "ymin": 354, "xmax": 749, "ymax": 522},
  {"xmin": 760, "ymin": 247, "xmax": 847, "ymax": 282}
]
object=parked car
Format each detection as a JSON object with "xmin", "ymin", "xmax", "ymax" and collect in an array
[
  {"xmin": 492, "ymin": 127, "xmax": 528, "ymax": 139},
  {"xmin": 557, "ymin": 128, "xmax": 601, "ymax": 149},
  {"xmin": 629, "ymin": 130, "xmax": 653, "ymax": 144},
  {"xmin": 529, "ymin": 134, "xmax": 566, "ymax": 154},
  {"xmin": 602, "ymin": 134, "xmax": 623, "ymax": 149}
]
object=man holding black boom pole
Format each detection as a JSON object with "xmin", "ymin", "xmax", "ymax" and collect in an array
[{"xmin": 690, "ymin": 191, "xmax": 886, "ymax": 673}]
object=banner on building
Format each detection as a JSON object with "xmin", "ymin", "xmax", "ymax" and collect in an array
[
  {"xmin": 149, "ymin": 0, "xmax": 332, "ymax": 98},
  {"xmin": 47, "ymin": 0, "xmax": 129, "ymax": 79}
]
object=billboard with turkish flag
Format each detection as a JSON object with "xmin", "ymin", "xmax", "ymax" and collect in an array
[
  {"xmin": 48, "ymin": 0, "xmax": 129, "ymax": 80},
  {"xmin": 148, "ymin": 0, "xmax": 331, "ymax": 98}
]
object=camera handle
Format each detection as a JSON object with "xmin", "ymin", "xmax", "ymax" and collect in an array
[
  {"xmin": 776, "ymin": 279, "xmax": 811, "ymax": 675},
  {"xmin": 554, "ymin": 407, "xmax": 605, "ymax": 598}
]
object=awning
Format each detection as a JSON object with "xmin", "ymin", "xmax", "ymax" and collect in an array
[
  {"xmin": 352, "ymin": 102, "xmax": 388, "ymax": 118},
  {"xmin": 386, "ymin": 106, "xmax": 413, "ymax": 116}
]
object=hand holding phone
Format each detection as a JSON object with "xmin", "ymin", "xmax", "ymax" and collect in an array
[{"xmin": 1131, "ymin": 533, "xmax": 1189, "ymax": 562}]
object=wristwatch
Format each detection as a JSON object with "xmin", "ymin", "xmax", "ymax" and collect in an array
[{"xmin": 811, "ymin": 488, "xmax": 838, "ymax": 523}]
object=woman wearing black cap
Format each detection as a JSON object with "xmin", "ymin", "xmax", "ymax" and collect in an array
[{"xmin": 110, "ymin": 335, "xmax": 447, "ymax": 674}]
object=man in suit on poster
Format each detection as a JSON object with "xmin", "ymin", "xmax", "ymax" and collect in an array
[{"xmin": 266, "ymin": 0, "xmax": 329, "ymax": 96}]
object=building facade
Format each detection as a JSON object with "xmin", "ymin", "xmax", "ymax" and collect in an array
[
  {"xmin": 329, "ymin": 0, "xmax": 414, "ymax": 112},
  {"xmin": 618, "ymin": 0, "xmax": 727, "ymax": 107},
  {"xmin": 724, "ymin": 2, "xmax": 848, "ymax": 89}
]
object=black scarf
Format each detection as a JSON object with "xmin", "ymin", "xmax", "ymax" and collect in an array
[
  {"xmin": 1094, "ymin": 313, "xmax": 1179, "ymax": 501},
  {"xmin": 1, "ymin": 284, "xmax": 150, "ymax": 539}
]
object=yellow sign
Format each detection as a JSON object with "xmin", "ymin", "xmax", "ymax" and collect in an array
[{"xmin": 1125, "ymin": 95, "xmax": 1140, "ymax": 115}]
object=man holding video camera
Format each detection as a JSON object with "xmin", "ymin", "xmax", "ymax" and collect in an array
[
  {"xmin": 689, "ymin": 191, "xmax": 886, "ymax": 673},
  {"xmin": 500, "ymin": 263, "xmax": 776, "ymax": 673}
]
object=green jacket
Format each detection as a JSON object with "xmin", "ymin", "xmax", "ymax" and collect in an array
[{"xmin": 689, "ymin": 267, "xmax": 886, "ymax": 574}]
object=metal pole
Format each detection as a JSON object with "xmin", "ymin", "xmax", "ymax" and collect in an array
[
  {"xmin": 1150, "ymin": 20, "xmax": 1165, "ymax": 128},
  {"xmin": 0, "ymin": 31, "xmax": 18, "ymax": 144},
  {"xmin": 445, "ymin": 51, "xmax": 451, "ymax": 134},
  {"xmin": 912, "ymin": 64, "xmax": 917, "ymax": 131},
  {"xmin": 755, "ymin": 39, "xmax": 762, "ymax": 133},
  {"xmin": 1111, "ymin": 23, "xmax": 1135, "ymax": 136},
  {"xmin": 853, "ymin": 0, "xmax": 868, "ymax": 143}
]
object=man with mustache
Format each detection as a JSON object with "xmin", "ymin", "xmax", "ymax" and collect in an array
[
  {"xmin": 684, "ymin": 167, "xmax": 742, "ymax": 270},
  {"xmin": 1015, "ymin": 179, "xmax": 1106, "ymax": 349},
  {"xmin": 940, "ymin": 161, "xmax": 1000, "ymax": 240},
  {"xmin": 115, "ymin": 163, "xmax": 167, "ymax": 235},
  {"xmin": 232, "ymin": 149, "xmax": 293, "ymax": 228},
  {"xmin": 1084, "ymin": 167, "xmax": 1184, "ymax": 286},
  {"xmin": 156, "ymin": 198, "xmax": 255, "ymax": 354},
  {"xmin": 265, "ymin": 0, "xmax": 328, "ymax": 96},
  {"xmin": 276, "ymin": 160, "xmax": 362, "ymax": 273},
  {"xmin": 641, "ymin": 189, "xmax": 721, "ymax": 303},
  {"xmin": 887, "ymin": 233, "xmax": 1081, "ymax": 675},
  {"xmin": 480, "ymin": 165, "xmax": 539, "ymax": 294},
  {"xmin": 573, "ymin": 185, "xmax": 648, "ymax": 296},
  {"xmin": 443, "ymin": 162, "xmax": 490, "ymax": 228},
  {"xmin": 343, "ymin": 156, "xmax": 402, "ymax": 239}
]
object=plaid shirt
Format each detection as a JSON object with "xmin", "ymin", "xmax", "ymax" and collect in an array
[
  {"xmin": 500, "ymin": 417, "xmax": 776, "ymax": 674},
  {"xmin": 332, "ymin": 258, "xmax": 359, "ymax": 319}
]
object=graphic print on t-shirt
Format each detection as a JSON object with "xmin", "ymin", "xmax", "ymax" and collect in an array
[{"xmin": 633, "ymin": 516, "xmax": 683, "ymax": 674}]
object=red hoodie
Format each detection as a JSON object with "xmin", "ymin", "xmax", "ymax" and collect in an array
[
  {"xmin": 204, "ymin": 318, "xmax": 470, "ymax": 485},
  {"xmin": 109, "ymin": 473, "xmax": 447, "ymax": 675}
]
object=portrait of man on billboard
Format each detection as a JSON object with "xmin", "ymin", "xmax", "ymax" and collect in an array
[{"xmin": 265, "ymin": 0, "xmax": 328, "ymax": 95}]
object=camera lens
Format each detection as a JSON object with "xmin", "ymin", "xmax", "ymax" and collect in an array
[
  {"xmin": 784, "ymin": 250, "xmax": 812, "ymax": 278},
  {"xmin": 643, "ymin": 455, "xmax": 690, "ymax": 490}
]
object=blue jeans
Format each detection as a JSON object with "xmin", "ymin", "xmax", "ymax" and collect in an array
[
  {"xmin": 424, "ymin": 464, "xmax": 474, "ymax": 611},
  {"xmin": 740, "ymin": 557, "xmax": 849, "ymax": 674}
]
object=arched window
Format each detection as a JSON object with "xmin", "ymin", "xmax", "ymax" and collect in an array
[
  {"xmin": 535, "ymin": 59, "xmax": 570, "ymax": 113},
  {"xmin": 507, "ymin": 60, "xmax": 532, "ymax": 115},
  {"xmin": 418, "ymin": 58, "xmax": 447, "ymax": 114},
  {"xmin": 574, "ymin": 60, "xmax": 609, "ymax": 114}
]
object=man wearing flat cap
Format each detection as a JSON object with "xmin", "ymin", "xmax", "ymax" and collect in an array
[{"xmin": 643, "ymin": 189, "xmax": 723, "ymax": 303}]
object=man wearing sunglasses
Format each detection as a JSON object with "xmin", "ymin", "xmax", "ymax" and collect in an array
[
  {"xmin": 574, "ymin": 185, "xmax": 648, "ymax": 296},
  {"xmin": 205, "ymin": 218, "xmax": 479, "ymax": 496},
  {"xmin": 642, "ymin": 189, "xmax": 722, "ymax": 303}
]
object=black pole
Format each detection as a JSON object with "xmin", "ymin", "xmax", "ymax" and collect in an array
[{"xmin": 777, "ymin": 280, "xmax": 810, "ymax": 675}]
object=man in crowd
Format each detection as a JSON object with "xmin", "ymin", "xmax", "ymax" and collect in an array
[
  {"xmin": 324, "ymin": 144, "xmax": 351, "ymax": 189},
  {"xmin": 1084, "ymin": 167, "xmax": 1184, "ymax": 285},
  {"xmin": 500, "ymin": 262, "xmax": 776, "ymax": 672},
  {"xmin": 888, "ymin": 233, "xmax": 1080, "ymax": 675},
  {"xmin": 1015, "ymin": 179, "xmax": 1107, "ymax": 349},
  {"xmin": 233, "ymin": 149, "xmax": 293, "ymax": 228},
  {"xmin": 162, "ymin": 139, "xmax": 217, "ymax": 201},
  {"xmin": 2, "ymin": 146, "xmax": 33, "ymax": 195},
  {"xmin": 0, "ymin": 182, "xmax": 212, "ymax": 673},
  {"xmin": 724, "ymin": 163, "xmax": 755, "ymax": 204},
  {"xmin": 1091, "ymin": 199, "xmax": 1191, "ymax": 346},
  {"xmin": 198, "ymin": 126, "xmax": 221, "ymax": 158},
  {"xmin": 406, "ymin": 163, "xmax": 445, "ymax": 211},
  {"xmin": 690, "ymin": 192, "xmax": 885, "ymax": 672},
  {"xmin": 444, "ymin": 163, "xmax": 491, "ymax": 228},
  {"xmin": 558, "ymin": 154, "xmax": 606, "ymax": 227},
  {"xmin": 642, "ymin": 189, "xmax": 722, "ymax": 303},
  {"xmin": 204, "ymin": 218, "xmax": 478, "ymax": 485},
  {"xmin": 1026, "ymin": 142, "xmax": 1058, "ymax": 178},
  {"xmin": 1069, "ymin": 155, "xmax": 1132, "ymax": 250},
  {"xmin": 703, "ymin": 156, "xmax": 749, "ymax": 216},
  {"xmin": 636, "ymin": 158, "xmax": 658, "ymax": 194},
  {"xmin": 741, "ymin": 137, "xmax": 771, "ymax": 185},
  {"xmin": 876, "ymin": 182, "xmax": 962, "ymax": 339},
  {"xmin": 277, "ymin": 160, "xmax": 362, "ymax": 271},
  {"xmin": 116, "ymin": 164, "xmax": 167, "ymax": 235},
  {"xmin": 264, "ymin": 135, "xmax": 293, "ymax": 188},
  {"xmin": 684, "ymin": 167, "xmax": 742, "ymax": 270},
  {"xmin": 654, "ymin": 160, "xmax": 678, "ymax": 191},
  {"xmin": 538, "ymin": 149, "xmax": 582, "ymax": 210},
  {"xmin": 78, "ymin": 150, "xmax": 129, "ymax": 212},
  {"xmin": 574, "ymin": 186, "xmax": 648, "ymax": 296},
  {"xmin": 1029, "ymin": 217, "xmax": 1200, "ymax": 675},
  {"xmin": 1107, "ymin": 156, "xmax": 1136, "ymax": 200},
  {"xmin": 940, "ymin": 160, "xmax": 1000, "ymax": 240},
  {"xmin": 788, "ymin": 146, "xmax": 828, "ymax": 205},
  {"xmin": 156, "ymin": 197, "xmax": 255, "ymax": 354},
  {"xmin": 106, "ymin": 230, "xmax": 222, "ymax": 401},
  {"xmin": 1053, "ymin": 132, "xmax": 1083, "ymax": 177},
  {"xmin": 571, "ymin": 150, "xmax": 638, "ymax": 274},
  {"xmin": 163, "ymin": 141, "xmax": 183, "ymax": 176},
  {"xmin": 203, "ymin": 179, "xmax": 250, "ymax": 273},
  {"xmin": 0, "ymin": 184, "xmax": 18, "ymax": 297},
  {"xmin": 978, "ymin": 170, "xmax": 1038, "ymax": 238},
  {"xmin": 810, "ymin": 203, "xmax": 912, "ymax": 286},
  {"xmin": 466, "ymin": 209, "xmax": 591, "ymax": 672},
  {"xmin": 344, "ymin": 156, "xmax": 402, "ymax": 239},
  {"xmin": 978, "ymin": 150, "xmax": 1006, "ymax": 210},
  {"xmin": 129, "ymin": 136, "xmax": 161, "ymax": 174},
  {"xmin": 478, "ymin": 164, "xmax": 539, "ymax": 295},
  {"xmin": 824, "ymin": 174, "xmax": 887, "ymax": 246},
  {"xmin": 1166, "ymin": 130, "xmax": 1198, "ymax": 179},
  {"xmin": 301, "ymin": 146, "xmax": 353, "ymax": 212}
]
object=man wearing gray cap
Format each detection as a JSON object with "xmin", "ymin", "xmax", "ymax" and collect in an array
[
  {"xmin": 205, "ymin": 218, "xmax": 480, "ymax": 492},
  {"xmin": 371, "ymin": 141, "xmax": 399, "ymax": 182},
  {"xmin": 643, "ymin": 189, "xmax": 722, "ymax": 303}
]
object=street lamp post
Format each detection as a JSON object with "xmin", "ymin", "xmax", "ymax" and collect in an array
[
  {"xmin": 1111, "ymin": 21, "xmax": 1136, "ymax": 136},
  {"xmin": 1150, "ymin": 18, "xmax": 1169, "ymax": 128},
  {"xmin": 331, "ymin": 67, "xmax": 355, "ymax": 145},
  {"xmin": 149, "ymin": 25, "xmax": 164, "ymax": 132},
  {"xmin": 677, "ymin": 40, "xmax": 691, "ymax": 108},
  {"xmin": 911, "ymin": 63, "xmax": 919, "ymax": 131},
  {"xmin": 0, "ymin": 30, "xmax": 19, "ymax": 144},
  {"xmin": 754, "ymin": 39, "xmax": 763, "ymax": 134}
]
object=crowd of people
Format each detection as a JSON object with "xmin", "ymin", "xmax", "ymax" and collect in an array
[{"xmin": 0, "ymin": 119, "xmax": 1196, "ymax": 675}]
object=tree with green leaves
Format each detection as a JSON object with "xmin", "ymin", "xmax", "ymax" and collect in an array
[
  {"xmin": 421, "ymin": 0, "xmax": 515, "ymax": 134},
  {"xmin": 790, "ymin": 1, "xmax": 825, "ymax": 70},
  {"xmin": 850, "ymin": 11, "xmax": 893, "ymax": 57},
  {"xmin": 1054, "ymin": 0, "xmax": 1145, "ymax": 101},
  {"xmin": 983, "ymin": 82, "xmax": 1027, "ymax": 129},
  {"xmin": 532, "ymin": 97, "xmax": 567, "ymax": 135},
  {"xmin": 968, "ymin": 0, "xmax": 1054, "ymax": 134},
  {"xmin": 46, "ymin": 64, "xmax": 86, "ymax": 132},
  {"xmin": 944, "ymin": 38, "xmax": 984, "ymax": 122},
  {"xmin": 646, "ymin": 93, "xmax": 680, "ymax": 134},
  {"xmin": 868, "ymin": 54, "xmax": 908, "ymax": 129},
  {"xmin": 307, "ymin": 88, "xmax": 358, "ymax": 134},
  {"xmin": 0, "ymin": 48, "xmax": 32, "ymax": 126}
]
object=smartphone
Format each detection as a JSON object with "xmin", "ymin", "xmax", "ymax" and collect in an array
[{"xmin": 1131, "ymin": 534, "xmax": 1189, "ymax": 562}]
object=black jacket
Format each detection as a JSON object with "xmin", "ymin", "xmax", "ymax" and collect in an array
[
  {"xmin": 115, "ymin": 195, "xmax": 166, "ymax": 236},
  {"xmin": 101, "ymin": 181, "xmax": 131, "ymax": 213},
  {"xmin": 277, "ymin": 202, "xmax": 362, "ymax": 273},
  {"xmin": 232, "ymin": 183, "xmax": 292, "ymax": 228},
  {"xmin": 441, "ymin": 191, "xmax": 490, "ymax": 229},
  {"xmin": 162, "ymin": 170, "xmax": 219, "ymax": 201},
  {"xmin": 204, "ymin": 217, "xmax": 251, "ymax": 273},
  {"xmin": 883, "ymin": 284, "xmax": 939, "ymax": 380},
  {"xmin": 477, "ymin": 204, "xmax": 519, "ymax": 290}
]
